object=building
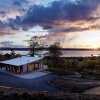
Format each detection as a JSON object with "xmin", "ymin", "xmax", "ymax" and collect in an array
[{"xmin": 0, "ymin": 55, "xmax": 43, "ymax": 74}]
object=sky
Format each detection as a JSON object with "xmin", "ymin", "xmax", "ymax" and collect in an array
[{"xmin": 0, "ymin": 0, "xmax": 100, "ymax": 48}]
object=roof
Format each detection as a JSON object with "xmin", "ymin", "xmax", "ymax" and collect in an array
[{"xmin": 0, "ymin": 55, "xmax": 43, "ymax": 66}]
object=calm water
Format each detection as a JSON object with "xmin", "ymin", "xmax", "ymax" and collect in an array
[
  {"xmin": 1, "ymin": 51, "xmax": 29, "ymax": 55},
  {"xmin": 62, "ymin": 50, "xmax": 100, "ymax": 57},
  {"xmin": 1, "ymin": 50, "xmax": 100, "ymax": 57}
]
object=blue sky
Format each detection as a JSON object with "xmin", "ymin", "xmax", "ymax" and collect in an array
[{"xmin": 0, "ymin": 0, "xmax": 100, "ymax": 48}]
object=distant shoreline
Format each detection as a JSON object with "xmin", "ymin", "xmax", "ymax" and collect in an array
[{"xmin": 0, "ymin": 47, "xmax": 99, "ymax": 51}]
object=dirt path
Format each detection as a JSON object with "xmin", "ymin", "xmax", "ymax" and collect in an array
[{"xmin": 49, "ymin": 78, "xmax": 100, "ymax": 93}]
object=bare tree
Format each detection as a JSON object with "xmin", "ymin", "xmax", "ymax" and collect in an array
[
  {"xmin": 28, "ymin": 36, "xmax": 39, "ymax": 56},
  {"xmin": 28, "ymin": 36, "xmax": 47, "ymax": 56},
  {"xmin": 10, "ymin": 49, "xmax": 15, "ymax": 58}
]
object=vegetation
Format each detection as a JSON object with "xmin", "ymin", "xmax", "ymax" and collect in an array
[
  {"xmin": 28, "ymin": 36, "xmax": 47, "ymax": 56},
  {"xmin": 48, "ymin": 42, "xmax": 62, "ymax": 67},
  {"xmin": 0, "ymin": 52, "xmax": 21, "ymax": 61},
  {"xmin": 0, "ymin": 50, "xmax": 21, "ymax": 69},
  {"xmin": 28, "ymin": 36, "xmax": 40, "ymax": 56},
  {"xmin": 44, "ymin": 56, "xmax": 100, "ymax": 79}
]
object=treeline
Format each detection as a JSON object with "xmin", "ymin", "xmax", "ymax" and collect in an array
[{"xmin": 0, "ymin": 53, "xmax": 21, "ymax": 61}]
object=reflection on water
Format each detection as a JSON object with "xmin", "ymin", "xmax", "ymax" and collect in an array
[{"xmin": 62, "ymin": 50, "xmax": 100, "ymax": 57}]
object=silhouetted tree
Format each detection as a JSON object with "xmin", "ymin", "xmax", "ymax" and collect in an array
[
  {"xmin": 28, "ymin": 36, "xmax": 40, "ymax": 56},
  {"xmin": 10, "ymin": 49, "xmax": 15, "ymax": 57},
  {"xmin": 5, "ymin": 53, "xmax": 11, "ymax": 59},
  {"xmin": 28, "ymin": 36, "xmax": 47, "ymax": 56},
  {"xmin": 48, "ymin": 42, "xmax": 62, "ymax": 67}
]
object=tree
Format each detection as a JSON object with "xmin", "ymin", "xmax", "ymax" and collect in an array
[
  {"xmin": 10, "ymin": 49, "xmax": 16, "ymax": 58},
  {"xmin": 48, "ymin": 42, "xmax": 62, "ymax": 67},
  {"xmin": 28, "ymin": 36, "xmax": 47, "ymax": 56},
  {"xmin": 28, "ymin": 36, "xmax": 39, "ymax": 56},
  {"xmin": 5, "ymin": 53, "xmax": 11, "ymax": 59}
]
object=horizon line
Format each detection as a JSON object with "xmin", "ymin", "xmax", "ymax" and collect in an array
[{"xmin": 0, "ymin": 47, "xmax": 99, "ymax": 51}]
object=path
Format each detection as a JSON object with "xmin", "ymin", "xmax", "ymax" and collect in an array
[{"xmin": 0, "ymin": 72, "xmax": 65, "ymax": 92}]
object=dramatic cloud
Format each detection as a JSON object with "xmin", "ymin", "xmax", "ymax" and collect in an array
[
  {"xmin": 0, "ymin": 31, "xmax": 14, "ymax": 37},
  {"xmin": 0, "ymin": 11, "xmax": 7, "ymax": 17},
  {"xmin": 0, "ymin": 0, "xmax": 31, "ymax": 21},
  {"xmin": 0, "ymin": 20, "xmax": 18, "ymax": 37},
  {"xmin": 13, "ymin": 0, "xmax": 29, "ymax": 6},
  {"xmin": 0, "ymin": 41, "xmax": 26, "ymax": 48},
  {"xmin": 4, "ymin": 0, "xmax": 99, "ymax": 31},
  {"xmin": 22, "ymin": 0, "xmax": 100, "ymax": 26},
  {"xmin": 0, "ymin": 41, "xmax": 13, "ymax": 47},
  {"xmin": 0, "ymin": 0, "xmax": 100, "ymax": 47}
]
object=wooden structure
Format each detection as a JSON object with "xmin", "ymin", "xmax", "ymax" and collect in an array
[{"xmin": 0, "ymin": 55, "xmax": 43, "ymax": 73}]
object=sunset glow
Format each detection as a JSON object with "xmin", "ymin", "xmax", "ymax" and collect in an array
[{"xmin": 0, "ymin": 0, "xmax": 100, "ymax": 48}]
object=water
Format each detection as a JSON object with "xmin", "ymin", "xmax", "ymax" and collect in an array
[
  {"xmin": 1, "ymin": 50, "xmax": 100, "ymax": 57},
  {"xmin": 1, "ymin": 51, "xmax": 29, "ymax": 55},
  {"xmin": 62, "ymin": 50, "xmax": 100, "ymax": 57}
]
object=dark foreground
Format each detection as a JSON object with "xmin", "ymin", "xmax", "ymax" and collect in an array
[
  {"xmin": 0, "ymin": 87, "xmax": 100, "ymax": 100},
  {"xmin": 50, "ymin": 78, "xmax": 100, "ymax": 93}
]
